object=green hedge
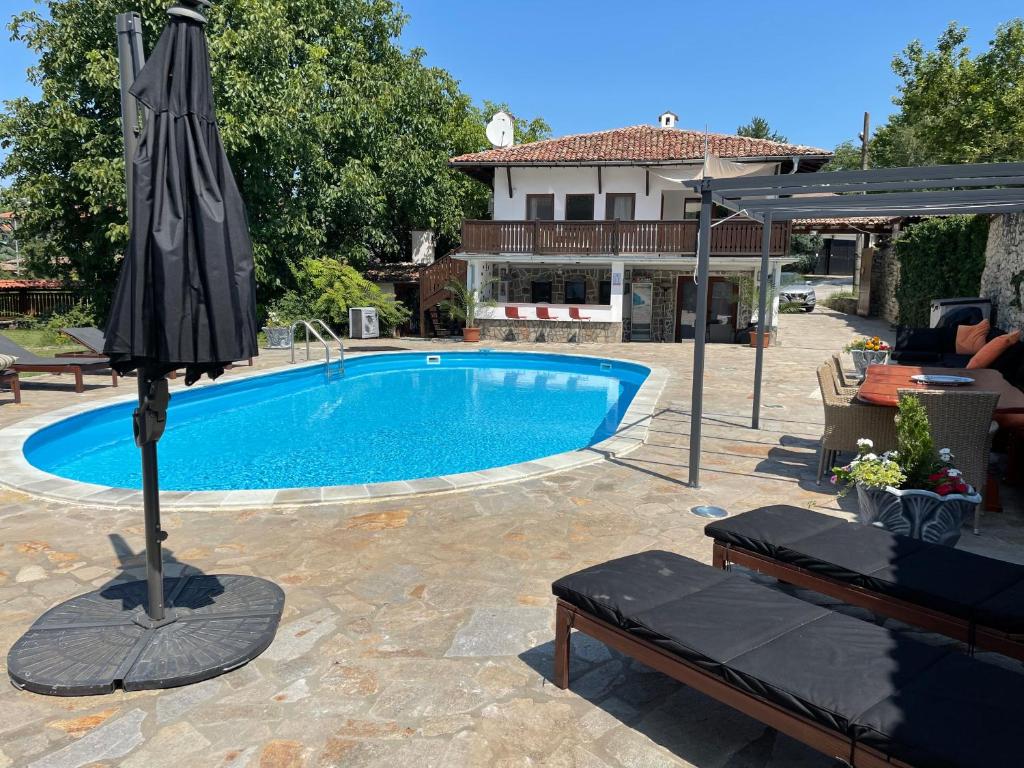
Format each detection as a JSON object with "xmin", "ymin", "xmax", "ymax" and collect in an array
[{"xmin": 893, "ymin": 216, "xmax": 989, "ymax": 327}]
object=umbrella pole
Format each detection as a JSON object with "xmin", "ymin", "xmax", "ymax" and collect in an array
[{"xmin": 136, "ymin": 372, "xmax": 169, "ymax": 623}]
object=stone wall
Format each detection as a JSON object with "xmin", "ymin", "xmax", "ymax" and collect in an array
[
  {"xmin": 477, "ymin": 319, "xmax": 622, "ymax": 343},
  {"xmin": 492, "ymin": 265, "xmax": 611, "ymax": 305},
  {"xmin": 981, "ymin": 213, "xmax": 1024, "ymax": 330},
  {"xmin": 869, "ymin": 243, "xmax": 900, "ymax": 325}
]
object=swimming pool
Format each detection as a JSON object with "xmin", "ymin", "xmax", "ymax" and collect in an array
[{"xmin": 23, "ymin": 351, "xmax": 650, "ymax": 493}]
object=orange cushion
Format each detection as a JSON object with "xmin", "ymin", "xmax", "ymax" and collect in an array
[
  {"xmin": 956, "ymin": 320, "xmax": 990, "ymax": 354},
  {"xmin": 966, "ymin": 330, "xmax": 1021, "ymax": 369}
]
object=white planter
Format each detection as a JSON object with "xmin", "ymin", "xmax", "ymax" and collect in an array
[
  {"xmin": 850, "ymin": 349, "xmax": 889, "ymax": 376},
  {"xmin": 855, "ymin": 483, "xmax": 981, "ymax": 546},
  {"xmin": 263, "ymin": 326, "xmax": 293, "ymax": 349}
]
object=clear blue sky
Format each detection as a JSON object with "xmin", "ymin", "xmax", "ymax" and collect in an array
[
  {"xmin": 399, "ymin": 0, "xmax": 1022, "ymax": 149},
  {"xmin": 0, "ymin": 0, "xmax": 1021, "ymax": 153}
]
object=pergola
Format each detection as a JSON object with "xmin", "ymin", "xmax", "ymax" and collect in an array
[{"xmin": 682, "ymin": 161, "xmax": 1024, "ymax": 487}]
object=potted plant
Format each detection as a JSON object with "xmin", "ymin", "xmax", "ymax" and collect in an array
[
  {"xmin": 439, "ymin": 279, "xmax": 494, "ymax": 343},
  {"xmin": 262, "ymin": 293, "xmax": 305, "ymax": 349},
  {"xmin": 844, "ymin": 335, "xmax": 890, "ymax": 376},
  {"xmin": 729, "ymin": 274, "xmax": 777, "ymax": 347},
  {"xmin": 831, "ymin": 394, "xmax": 981, "ymax": 545}
]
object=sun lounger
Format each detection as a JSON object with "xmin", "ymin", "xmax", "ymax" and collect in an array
[
  {"xmin": 0, "ymin": 333, "xmax": 117, "ymax": 393},
  {"xmin": 554, "ymin": 550, "xmax": 1023, "ymax": 767},
  {"xmin": 705, "ymin": 505, "xmax": 1024, "ymax": 660},
  {"xmin": 1, "ymin": 368, "xmax": 20, "ymax": 403},
  {"xmin": 60, "ymin": 326, "xmax": 107, "ymax": 355}
]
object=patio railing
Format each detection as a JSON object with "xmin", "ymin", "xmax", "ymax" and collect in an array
[{"xmin": 461, "ymin": 219, "xmax": 790, "ymax": 257}]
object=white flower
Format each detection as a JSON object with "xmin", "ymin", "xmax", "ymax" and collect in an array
[
  {"xmin": 948, "ymin": 468, "xmax": 962, "ymax": 477},
  {"xmin": 938, "ymin": 448, "xmax": 952, "ymax": 462},
  {"xmin": 862, "ymin": 453, "xmax": 878, "ymax": 462},
  {"xmin": 857, "ymin": 438, "xmax": 874, "ymax": 449}
]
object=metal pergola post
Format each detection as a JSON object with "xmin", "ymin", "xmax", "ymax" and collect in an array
[
  {"xmin": 751, "ymin": 213, "xmax": 773, "ymax": 429},
  {"xmin": 688, "ymin": 182, "xmax": 714, "ymax": 488}
]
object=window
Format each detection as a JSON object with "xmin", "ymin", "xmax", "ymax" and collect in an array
[
  {"xmin": 604, "ymin": 193, "xmax": 635, "ymax": 220},
  {"xmin": 565, "ymin": 278, "xmax": 587, "ymax": 304},
  {"xmin": 531, "ymin": 281, "xmax": 552, "ymax": 303},
  {"xmin": 682, "ymin": 198, "xmax": 702, "ymax": 220},
  {"xmin": 525, "ymin": 194, "xmax": 554, "ymax": 220},
  {"xmin": 565, "ymin": 194, "xmax": 595, "ymax": 220},
  {"xmin": 598, "ymin": 280, "xmax": 611, "ymax": 305}
]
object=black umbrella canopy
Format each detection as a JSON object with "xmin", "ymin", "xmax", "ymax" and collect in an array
[{"xmin": 104, "ymin": 12, "xmax": 257, "ymax": 384}]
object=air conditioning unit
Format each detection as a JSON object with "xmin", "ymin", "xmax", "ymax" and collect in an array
[
  {"xmin": 929, "ymin": 298, "xmax": 992, "ymax": 329},
  {"xmin": 348, "ymin": 307, "xmax": 379, "ymax": 339}
]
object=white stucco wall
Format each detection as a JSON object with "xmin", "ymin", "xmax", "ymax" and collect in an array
[{"xmin": 492, "ymin": 165, "xmax": 706, "ymax": 220}]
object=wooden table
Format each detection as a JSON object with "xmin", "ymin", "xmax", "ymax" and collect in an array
[{"xmin": 857, "ymin": 365, "xmax": 1024, "ymax": 413}]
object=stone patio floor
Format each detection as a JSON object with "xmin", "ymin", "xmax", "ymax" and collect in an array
[{"xmin": 1, "ymin": 307, "xmax": 1021, "ymax": 768}]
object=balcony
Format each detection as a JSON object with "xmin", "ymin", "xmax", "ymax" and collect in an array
[{"xmin": 461, "ymin": 219, "xmax": 790, "ymax": 257}]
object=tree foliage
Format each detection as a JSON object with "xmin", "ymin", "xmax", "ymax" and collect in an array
[
  {"xmin": 832, "ymin": 20, "xmax": 1024, "ymax": 167},
  {"xmin": 291, "ymin": 257, "xmax": 411, "ymax": 332},
  {"xmin": 0, "ymin": 0, "xmax": 546, "ymax": 313},
  {"xmin": 736, "ymin": 116, "xmax": 787, "ymax": 143}
]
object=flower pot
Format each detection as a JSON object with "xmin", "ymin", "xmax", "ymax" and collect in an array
[
  {"xmin": 748, "ymin": 330, "xmax": 771, "ymax": 348},
  {"xmin": 462, "ymin": 327, "xmax": 481, "ymax": 343},
  {"xmin": 855, "ymin": 483, "xmax": 981, "ymax": 546},
  {"xmin": 850, "ymin": 349, "xmax": 889, "ymax": 376},
  {"xmin": 263, "ymin": 326, "xmax": 293, "ymax": 350}
]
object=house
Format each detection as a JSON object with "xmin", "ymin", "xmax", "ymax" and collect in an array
[{"xmin": 443, "ymin": 112, "xmax": 831, "ymax": 342}]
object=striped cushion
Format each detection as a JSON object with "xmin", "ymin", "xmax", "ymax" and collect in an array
[{"xmin": 0, "ymin": 353, "xmax": 17, "ymax": 370}]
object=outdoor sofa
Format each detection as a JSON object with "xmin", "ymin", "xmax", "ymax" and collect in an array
[
  {"xmin": 553, "ymin": 549, "xmax": 1023, "ymax": 767},
  {"xmin": 0, "ymin": 333, "xmax": 117, "ymax": 393},
  {"xmin": 705, "ymin": 505, "xmax": 1024, "ymax": 660},
  {"xmin": 891, "ymin": 323, "xmax": 1020, "ymax": 370}
]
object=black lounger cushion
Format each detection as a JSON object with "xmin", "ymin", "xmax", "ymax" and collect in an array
[
  {"xmin": 856, "ymin": 652, "xmax": 1024, "ymax": 767},
  {"xmin": 706, "ymin": 506, "xmax": 1024, "ymax": 633},
  {"xmin": 555, "ymin": 552, "xmax": 953, "ymax": 739},
  {"xmin": 554, "ymin": 551, "xmax": 1020, "ymax": 767}
]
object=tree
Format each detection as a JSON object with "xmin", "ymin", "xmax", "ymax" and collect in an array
[
  {"xmin": 736, "ymin": 116, "xmax": 788, "ymax": 143},
  {"xmin": 832, "ymin": 20, "xmax": 1024, "ymax": 168},
  {"xmin": 292, "ymin": 257, "xmax": 411, "ymax": 333},
  {"xmin": 0, "ymin": 0, "xmax": 547, "ymax": 313}
]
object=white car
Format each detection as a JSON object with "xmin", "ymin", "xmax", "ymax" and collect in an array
[{"xmin": 780, "ymin": 284, "xmax": 817, "ymax": 312}]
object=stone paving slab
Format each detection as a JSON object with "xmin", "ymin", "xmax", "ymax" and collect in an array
[{"xmin": 0, "ymin": 308, "xmax": 1021, "ymax": 767}]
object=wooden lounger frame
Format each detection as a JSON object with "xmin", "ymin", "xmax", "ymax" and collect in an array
[
  {"xmin": 13, "ymin": 361, "xmax": 117, "ymax": 393},
  {"xmin": 555, "ymin": 599, "xmax": 911, "ymax": 768},
  {"xmin": 712, "ymin": 541, "xmax": 1024, "ymax": 661}
]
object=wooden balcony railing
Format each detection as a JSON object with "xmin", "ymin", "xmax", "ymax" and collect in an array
[{"xmin": 461, "ymin": 219, "xmax": 790, "ymax": 257}]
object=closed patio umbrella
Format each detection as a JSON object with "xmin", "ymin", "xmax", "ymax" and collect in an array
[{"xmin": 7, "ymin": 0, "xmax": 283, "ymax": 696}]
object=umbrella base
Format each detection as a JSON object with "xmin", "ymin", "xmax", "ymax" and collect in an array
[{"xmin": 7, "ymin": 573, "xmax": 284, "ymax": 696}]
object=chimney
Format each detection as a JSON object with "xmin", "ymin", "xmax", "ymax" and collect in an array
[
  {"xmin": 658, "ymin": 110, "xmax": 678, "ymax": 128},
  {"xmin": 411, "ymin": 230, "xmax": 435, "ymax": 265}
]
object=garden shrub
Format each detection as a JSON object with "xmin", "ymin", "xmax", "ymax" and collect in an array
[
  {"xmin": 893, "ymin": 216, "xmax": 989, "ymax": 327},
  {"xmin": 292, "ymin": 258, "xmax": 411, "ymax": 333},
  {"xmin": 42, "ymin": 301, "xmax": 97, "ymax": 345},
  {"xmin": 823, "ymin": 290, "xmax": 858, "ymax": 313}
]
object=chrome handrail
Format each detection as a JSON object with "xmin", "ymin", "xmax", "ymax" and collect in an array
[
  {"xmin": 310, "ymin": 318, "xmax": 344, "ymax": 373},
  {"xmin": 288, "ymin": 319, "xmax": 345, "ymax": 373}
]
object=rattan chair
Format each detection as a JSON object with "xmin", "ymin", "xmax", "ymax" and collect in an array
[
  {"xmin": 896, "ymin": 388, "xmax": 999, "ymax": 534},
  {"xmin": 816, "ymin": 363, "xmax": 898, "ymax": 483},
  {"xmin": 829, "ymin": 354, "xmax": 859, "ymax": 395}
]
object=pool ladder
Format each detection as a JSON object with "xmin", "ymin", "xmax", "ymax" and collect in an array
[{"xmin": 290, "ymin": 319, "xmax": 345, "ymax": 374}]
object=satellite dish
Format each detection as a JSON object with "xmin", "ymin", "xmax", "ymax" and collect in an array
[{"xmin": 485, "ymin": 111, "xmax": 515, "ymax": 148}]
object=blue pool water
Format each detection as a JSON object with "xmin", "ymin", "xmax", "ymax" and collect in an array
[{"xmin": 25, "ymin": 352, "xmax": 648, "ymax": 491}]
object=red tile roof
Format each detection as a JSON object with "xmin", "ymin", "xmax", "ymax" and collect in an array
[
  {"xmin": 451, "ymin": 125, "xmax": 831, "ymax": 165},
  {"xmin": 0, "ymin": 279, "xmax": 64, "ymax": 290},
  {"xmin": 791, "ymin": 217, "xmax": 901, "ymax": 231}
]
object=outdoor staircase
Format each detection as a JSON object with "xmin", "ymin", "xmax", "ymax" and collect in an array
[{"xmin": 418, "ymin": 250, "xmax": 467, "ymax": 338}]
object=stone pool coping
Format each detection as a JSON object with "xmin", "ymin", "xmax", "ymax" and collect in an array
[{"xmin": 0, "ymin": 349, "xmax": 668, "ymax": 510}]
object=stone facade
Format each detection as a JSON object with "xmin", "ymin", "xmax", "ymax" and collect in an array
[
  {"xmin": 477, "ymin": 318, "xmax": 622, "ymax": 343},
  {"xmin": 868, "ymin": 243, "xmax": 900, "ymax": 325},
  {"xmin": 982, "ymin": 213, "xmax": 1024, "ymax": 330},
  {"xmin": 490, "ymin": 265, "xmax": 611, "ymax": 305}
]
